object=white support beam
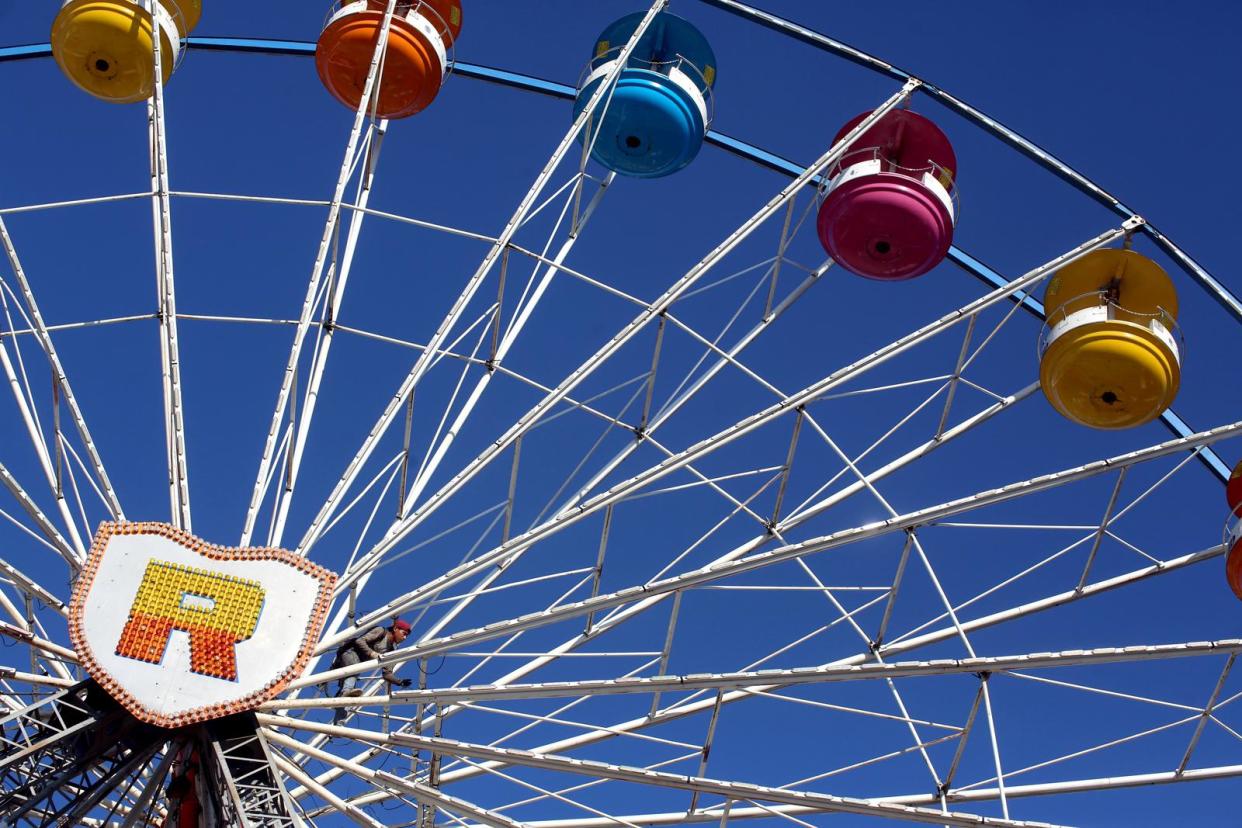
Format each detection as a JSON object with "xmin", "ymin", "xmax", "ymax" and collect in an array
[
  {"xmin": 274, "ymin": 639, "xmax": 1242, "ymax": 710},
  {"xmin": 297, "ymin": 412, "xmax": 1238, "ymax": 689},
  {"xmin": 0, "ymin": 338, "xmax": 85, "ymax": 562},
  {"xmin": 0, "ymin": 622, "xmax": 77, "ymax": 664},
  {"xmin": 241, "ymin": 0, "xmax": 404, "ymax": 546},
  {"xmin": 269, "ymin": 749, "xmax": 384, "ymax": 828},
  {"xmin": 333, "ymin": 542, "xmax": 1222, "ymax": 811},
  {"xmin": 0, "ymin": 459, "xmax": 78, "ymax": 567},
  {"xmin": 323, "ymin": 218, "xmax": 1138, "ymax": 649},
  {"xmin": 323, "ymin": 79, "xmax": 923, "ymax": 612},
  {"xmin": 304, "ymin": 172, "xmax": 616, "ymax": 668},
  {"xmin": 257, "ymin": 715, "xmax": 1061, "ymax": 828},
  {"xmin": 431, "ymin": 763, "xmax": 1242, "ymax": 828},
  {"xmin": 0, "ymin": 218, "xmax": 123, "ymax": 521},
  {"xmin": 147, "ymin": 9, "xmax": 189, "ymax": 530},
  {"xmin": 294, "ymin": 1, "xmax": 673, "ymax": 559},
  {"xmin": 262, "ymin": 728, "xmax": 522, "ymax": 828},
  {"xmin": 267, "ymin": 119, "xmax": 391, "ymax": 548}
]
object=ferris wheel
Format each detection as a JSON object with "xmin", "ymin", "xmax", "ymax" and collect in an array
[{"xmin": 0, "ymin": 0, "xmax": 1239, "ymax": 825}]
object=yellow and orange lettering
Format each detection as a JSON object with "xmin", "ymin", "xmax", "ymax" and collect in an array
[{"xmin": 115, "ymin": 560, "xmax": 265, "ymax": 681}]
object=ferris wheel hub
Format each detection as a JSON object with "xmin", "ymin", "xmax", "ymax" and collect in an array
[{"xmin": 69, "ymin": 522, "xmax": 336, "ymax": 728}]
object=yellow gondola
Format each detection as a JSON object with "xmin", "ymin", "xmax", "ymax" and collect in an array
[
  {"xmin": 1038, "ymin": 248, "xmax": 1180, "ymax": 429},
  {"xmin": 51, "ymin": 0, "xmax": 201, "ymax": 103}
]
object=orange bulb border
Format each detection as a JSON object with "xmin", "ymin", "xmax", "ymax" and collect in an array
[{"xmin": 68, "ymin": 521, "xmax": 337, "ymax": 729}]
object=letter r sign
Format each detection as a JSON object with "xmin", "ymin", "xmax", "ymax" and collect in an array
[
  {"xmin": 69, "ymin": 522, "xmax": 336, "ymax": 728},
  {"xmin": 115, "ymin": 560, "xmax": 265, "ymax": 681}
]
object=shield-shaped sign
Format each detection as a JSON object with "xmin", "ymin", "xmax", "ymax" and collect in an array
[{"xmin": 69, "ymin": 522, "xmax": 336, "ymax": 727}]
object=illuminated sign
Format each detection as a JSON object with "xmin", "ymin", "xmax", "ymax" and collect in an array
[{"xmin": 69, "ymin": 522, "xmax": 336, "ymax": 727}]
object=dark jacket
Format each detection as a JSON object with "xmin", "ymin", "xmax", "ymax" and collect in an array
[{"xmin": 337, "ymin": 626, "xmax": 401, "ymax": 684}]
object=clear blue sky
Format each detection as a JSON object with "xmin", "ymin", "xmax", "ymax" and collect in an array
[{"xmin": 0, "ymin": 2, "xmax": 1240, "ymax": 825}]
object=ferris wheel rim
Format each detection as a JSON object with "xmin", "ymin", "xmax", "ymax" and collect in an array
[
  {"xmin": 0, "ymin": 2, "xmax": 1238, "ymax": 826},
  {"xmin": 1, "ymin": 7, "xmax": 1234, "ymax": 491}
]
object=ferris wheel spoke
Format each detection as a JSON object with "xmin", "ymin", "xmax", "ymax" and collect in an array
[
  {"xmin": 440, "ymin": 753, "xmax": 1242, "ymax": 828},
  {"xmin": 366, "ymin": 606, "xmax": 1238, "ymax": 815},
  {"xmin": 483, "ymin": 750, "xmax": 702, "ymax": 821},
  {"xmin": 286, "ymin": 522, "xmax": 621, "ymax": 771},
  {"xmin": 268, "ymin": 749, "xmax": 380, "ymax": 828},
  {"xmin": 322, "ymin": 218, "xmax": 1139, "ymax": 651},
  {"xmin": 0, "ymin": 218, "xmax": 124, "ymax": 524},
  {"xmin": 0, "ymin": 461, "xmax": 78, "ymax": 569},
  {"xmin": 297, "ymin": 414, "xmax": 1240, "ymax": 733},
  {"xmin": 443, "ymin": 752, "xmax": 661, "ymax": 828},
  {"xmin": 320, "ymin": 219, "xmax": 800, "ymax": 650},
  {"xmin": 313, "ymin": 335, "xmax": 650, "ymax": 672},
  {"xmin": 264, "ymin": 727, "xmax": 524, "ymax": 828},
  {"xmin": 289, "ymin": 640, "xmax": 1242, "ymax": 706},
  {"xmin": 146, "ymin": 24, "xmax": 190, "ymax": 532},
  {"xmin": 268, "ymin": 116, "xmax": 395, "ymax": 551},
  {"xmin": 0, "ymin": 333, "xmax": 85, "ymax": 563},
  {"xmin": 259, "ymin": 713, "xmax": 1065, "ymax": 828},
  {"xmin": 294, "ymin": 114, "xmax": 620, "ymax": 564},
  {"xmin": 240, "ymin": 0, "xmax": 410, "ymax": 549},
  {"xmin": 0, "ymin": 624, "xmax": 75, "ymax": 685},
  {"xmin": 294, "ymin": 640, "xmax": 671, "ymax": 801},
  {"xmin": 321, "ymin": 80, "xmax": 921, "ymax": 630},
  {"xmin": 298, "ymin": 392, "xmax": 1210, "ymax": 807},
  {"xmin": 294, "ymin": 0, "xmax": 671, "ymax": 562},
  {"xmin": 397, "ymin": 172, "xmax": 619, "ymax": 525}
]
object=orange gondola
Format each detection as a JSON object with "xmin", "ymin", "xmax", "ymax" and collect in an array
[{"xmin": 316, "ymin": 0, "xmax": 462, "ymax": 119}]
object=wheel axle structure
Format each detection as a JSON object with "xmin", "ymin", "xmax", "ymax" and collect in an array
[{"xmin": 0, "ymin": 1, "xmax": 1239, "ymax": 826}]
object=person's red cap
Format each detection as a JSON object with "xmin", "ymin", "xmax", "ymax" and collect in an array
[{"xmin": 393, "ymin": 619, "xmax": 411, "ymax": 632}]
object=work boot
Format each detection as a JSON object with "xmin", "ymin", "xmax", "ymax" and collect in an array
[{"xmin": 343, "ymin": 688, "xmax": 364, "ymax": 698}]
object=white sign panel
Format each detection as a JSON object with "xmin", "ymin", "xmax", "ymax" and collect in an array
[{"xmin": 69, "ymin": 522, "xmax": 335, "ymax": 727}]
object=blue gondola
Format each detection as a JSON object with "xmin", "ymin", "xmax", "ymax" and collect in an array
[{"xmin": 572, "ymin": 12, "xmax": 717, "ymax": 178}]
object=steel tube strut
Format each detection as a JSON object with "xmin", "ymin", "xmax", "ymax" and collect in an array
[
  {"xmin": 262, "ymin": 728, "xmax": 523, "ymax": 828},
  {"xmin": 692, "ymin": 0, "xmax": 1242, "ymax": 323},
  {"xmin": 258, "ymin": 714, "xmax": 1062, "ymax": 828},
  {"xmin": 241, "ymin": 0, "xmax": 403, "ymax": 546},
  {"xmin": 319, "ymin": 79, "xmax": 923, "ymax": 640},
  {"xmin": 335, "ymin": 543, "xmax": 1222, "ymax": 811},
  {"xmin": 269, "ymin": 639, "xmax": 1242, "ymax": 708},
  {"xmin": 0, "ymin": 218, "xmax": 123, "ymax": 521},
  {"xmin": 296, "ymin": 1, "xmax": 670, "ymax": 563},
  {"xmin": 298, "ymin": 412, "xmax": 1240, "ymax": 689},
  {"xmin": 315, "ymin": 218, "xmax": 1135, "ymax": 654},
  {"xmin": 147, "ymin": 17, "xmax": 190, "ymax": 530}
]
